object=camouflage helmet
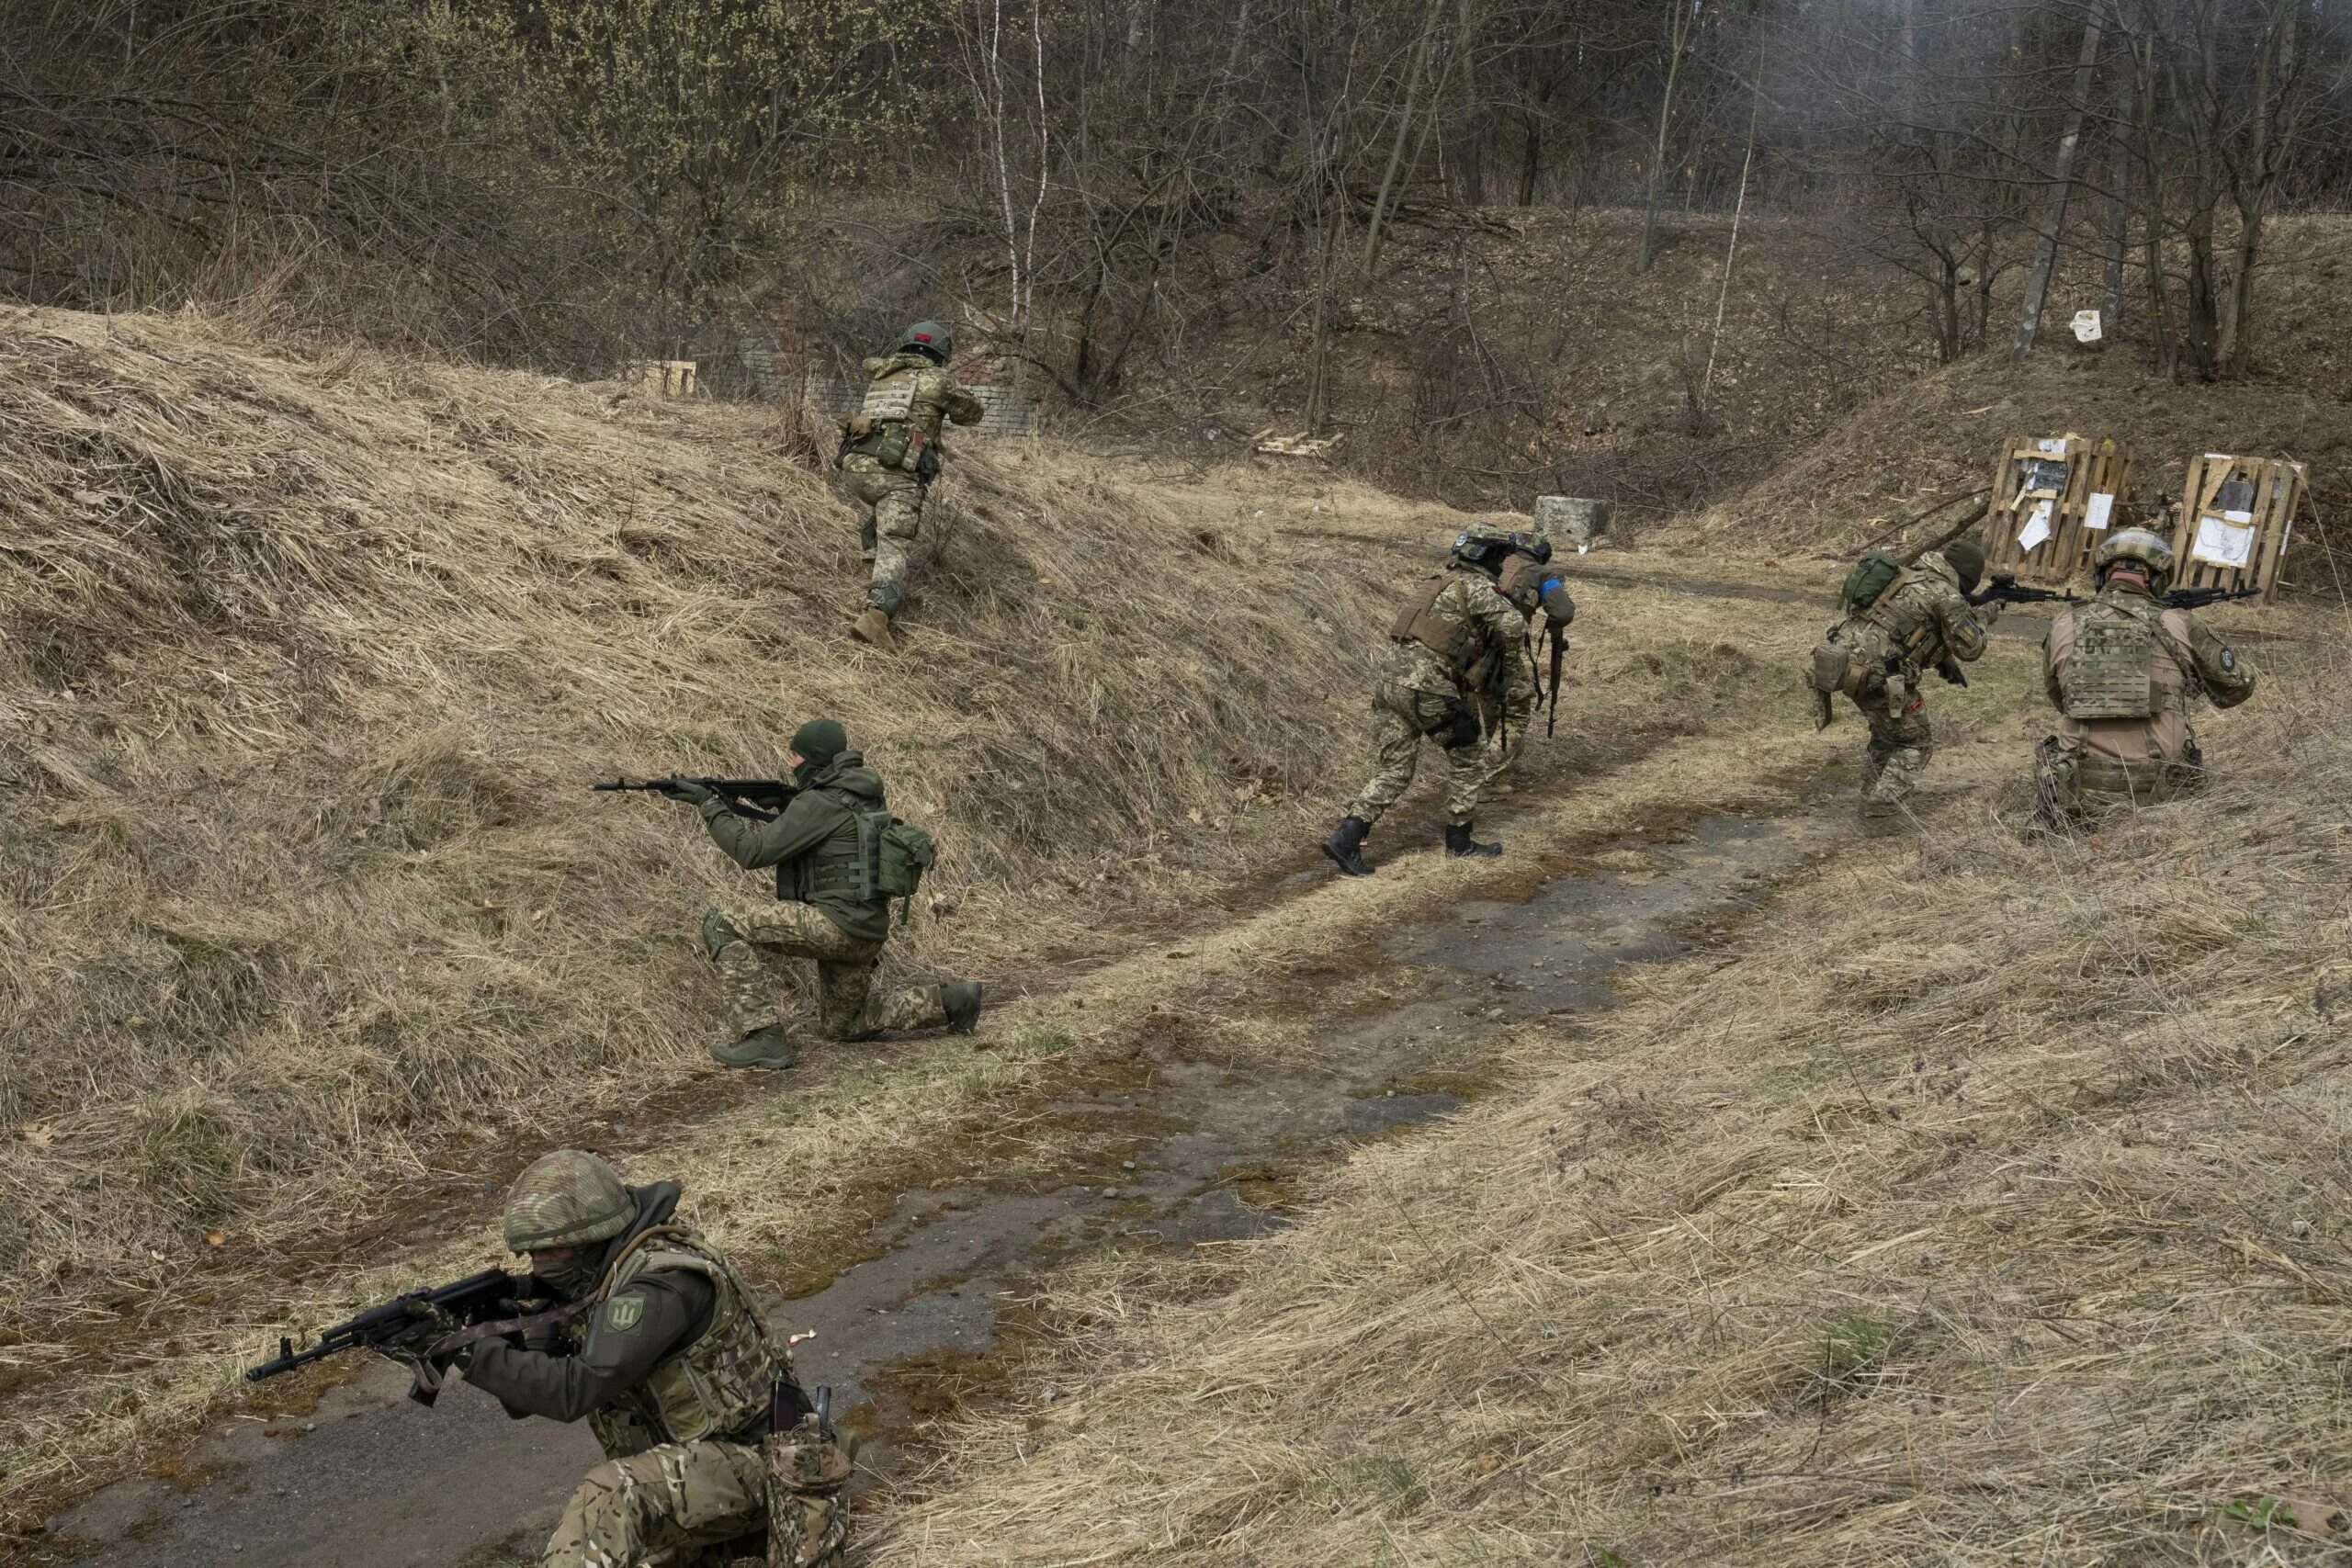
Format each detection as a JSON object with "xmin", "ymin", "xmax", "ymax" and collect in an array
[
  {"xmin": 2094, "ymin": 527, "xmax": 2176, "ymax": 589},
  {"xmin": 899, "ymin": 320, "xmax": 954, "ymax": 362},
  {"xmin": 503, "ymin": 1150, "xmax": 637, "ymax": 1252}
]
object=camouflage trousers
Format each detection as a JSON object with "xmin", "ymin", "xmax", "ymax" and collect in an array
[
  {"xmin": 1849, "ymin": 685, "xmax": 1934, "ymax": 821},
  {"xmin": 1348, "ymin": 682, "xmax": 1492, "ymax": 829},
  {"xmin": 712, "ymin": 897, "xmax": 949, "ymax": 1042},
  {"xmin": 838, "ymin": 455, "xmax": 926, "ymax": 615},
  {"xmin": 2033, "ymin": 736, "xmax": 2202, "ymax": 829},
  {"xmin": 765, "ymin": 1423, "xmax": 854, "ymax": 1568},
  {"xmin": 542, "ymin": 1438, "xmax": 764, "ymax": 1568}
]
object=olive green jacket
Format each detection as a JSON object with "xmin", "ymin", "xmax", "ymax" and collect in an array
[{"xmin": 701, "ymin": 753, "xmax": 891, "ymax": 943}]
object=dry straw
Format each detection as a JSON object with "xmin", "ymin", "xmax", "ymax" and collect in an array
[{"xmin": 868, "ymin": 626, "xmax": 2352, "ymax": 1565}]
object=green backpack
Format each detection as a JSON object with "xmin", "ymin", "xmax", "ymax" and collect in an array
[
  {"xmin": 855, "ymin": 810, "xmax": 937, "ymax": 925},
  {"xmin": 1839, "ymin": 551, "xmax": 1904, "ymax": 615}
]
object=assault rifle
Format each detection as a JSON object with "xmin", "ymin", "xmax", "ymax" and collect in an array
[
  {"xmin": 245, "ymin": 1267, "xmax": 542, "ymax": 1406},
  {"xmin": 594, "ymin": 776, "xmax": 799, "ymax": 823},
  {"xmin": 1966, "ymin": 573, "xmax": 2084, "ymax": 609},
  {"xmin": 2164, "ymin": 583, "xmax": 2265, "ymax": 611}
]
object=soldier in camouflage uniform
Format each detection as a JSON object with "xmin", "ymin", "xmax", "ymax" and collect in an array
[
  {"xmin": 449, "ymin": 1150, "xmax": 850, "ymax": 1568},
  {"xmin": 1817, "ymin": 537, "xmax": 1996, "ymax": 832},
  {"xmin": 834, "ymin": 320, "xmax": 985, "ymax": 653},
  {"xmin": 673, "ymin": 718, "xmax": 982, "ymax": 1071},
  {"xmin": 2036, "ymin": 527, "xmax": 2256, "ymax": 827},
  {"xmin": 1321, "ymin": 531, "xmax": 1564, "ymax": 875}
]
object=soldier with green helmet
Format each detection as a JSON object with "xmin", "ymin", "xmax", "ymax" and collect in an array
[
  {"xmin": 449, "ymin": 1149, "xmax": 851, "ymax": 1566},
  {"xmin": 1812, "ymin": 536, "xmax": 1997, "ymax": 832},
  {"xmin": 673, "ymin": 717, "xmax": 982, "ymax": 1071},
  {"xmin": 1321, "ymin": 529, "xmax": 1567, "ymax": 875},
  {"xmin": 834, "ymin": 320, "xmax": 986, "ymax": 652},
  {"xmin": 2036, "ymin": 526, "xmax": 2256, "ymax": 825}
]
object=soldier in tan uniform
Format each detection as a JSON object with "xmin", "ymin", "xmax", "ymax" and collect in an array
[
  {"xmin": 1322, "ymin": 531, "xmax": 1566, "ymax": 874},
  {"xmin": 2036, "ymin": 527, "xmax": 2256, "ymax": 825},
  {"xmin": 449, "ymin": 1150, "xmax": 851, "ymax": 1567},
  {"xmin": 1814, "ymin": 537, "xmax": 1996, "ymax": 831},
  {"xmin": 834, "ymin": 321, "xmax": 985, "ymax": 652}
]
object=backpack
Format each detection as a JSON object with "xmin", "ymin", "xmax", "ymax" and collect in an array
[
  {"xmin": 1839, "ymin": 551, "xmax": 1904, "ymax": 615},
  {"xmin": 854, "ymin": 810, "xmax": 936, "ymax": 926}
]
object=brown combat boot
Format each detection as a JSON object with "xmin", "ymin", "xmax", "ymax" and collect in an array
[{"xmin": 850, "ymin": 607, "xmax": 898, "ymax": 652}]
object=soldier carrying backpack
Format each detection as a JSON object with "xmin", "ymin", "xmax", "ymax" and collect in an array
[
  {"xmin": 668, "ymin": 718, "xmax": 979, "ymax": 1070},
  {"xmin": 1805, "ymin": 536, "xmax": 1997, "ymax": 834}
]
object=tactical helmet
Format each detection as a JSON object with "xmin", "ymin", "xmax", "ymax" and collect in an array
[
  {"xmin": 899, "ymin": 320, "xmax": 954, "ymax": 362},
  {"xmin": 503, "ymin": 1150, "xmax": 637, "ymax": 1253},
  {"xmin": 2094, "ymin": 527, "xmax": 2176, "ymax": 589},
  {"xmin": 1942, "ymin": 536, "xmax": 1986, "ymax": 592}
]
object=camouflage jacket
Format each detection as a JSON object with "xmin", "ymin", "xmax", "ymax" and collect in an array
[
  {"xmin": 861, "ymin": 352, "xmax": 984, "ymax": 444},
  {"xmin": 1835, "ymin": 552, "xmax": 1992, "ymax": 676},
  {"xmin": 1385, "ymin": 568, "xmax": 1532, "ymax": 701},
  {"xmin": 2041, "ymin": 581, "xmax": 2255, "ymax": 766}
]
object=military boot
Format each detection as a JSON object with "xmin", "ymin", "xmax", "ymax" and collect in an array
[
  {"xmin": 1321, "ymin": 815, "xmax": 1374, "ymax": 876},
  {"xmin": 1444, "ymin": 821, "xmax": 1501, "ymax": 858},
  {"xmin": 710, "ymin": 1026, "xmax": 797, "ymax": 1071},
  {"xmin": 702, "ymin": 907, "xmax": 743, "ymax": 962},
  {"xmin": 851, "ymin": 607, "xmax": 898, "ymax": 653},
  {"xmin": 940, "ymin": 981, "xmax": 984, "ymax": 1034}
]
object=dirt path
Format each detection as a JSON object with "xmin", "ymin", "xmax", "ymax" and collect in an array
[{"xmin": 45, "ymin": 775, "xmax": 1848, "ymax": 1567}]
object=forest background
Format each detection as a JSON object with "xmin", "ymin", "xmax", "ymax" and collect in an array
[{"xmin": 6, "ymin": 0, "xmax": 2346, "ymax": 520}]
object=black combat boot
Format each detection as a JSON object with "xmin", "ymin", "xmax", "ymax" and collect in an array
[
  {"xmin": 1322, "ymin": 816, "xmax": 1374, "ymax": 876},
  {"xmin": 1445, "ymin": 821, "xmax": 1501, "ymax": 858}
]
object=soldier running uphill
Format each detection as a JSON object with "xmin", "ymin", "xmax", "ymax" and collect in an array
[
  {"xmin": 451, "ymin": 1150, "xmax": 853, "ymax": 1568},
  {"xmin": 674, "ymin": 718, "xmax": 982, "ymax": 1070},
  {"xmin": 1808, "ymin": 536, "xmax": 1996, "ymax": 834},
  {"xmin": 2036, "ymin": 527, "xmax": 2256, "ymax": 828},
  {"xmin": 1322, "ymin": 529, "xmax": 1570, "ymax": 875},
  {"xmin": 833, "ymin": 320, "xmax": 985, "ymax": 653}
]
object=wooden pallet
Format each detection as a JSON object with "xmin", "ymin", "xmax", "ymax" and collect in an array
[
  {"xmin": 1981, "ymin": 434, "xmax": 2135, "ymax": 588},
  {"xmin": 2167, "ymin": 454, "xmax": 2302, "ymax": 604}
]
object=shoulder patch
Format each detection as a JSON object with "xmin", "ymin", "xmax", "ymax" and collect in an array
[
  {"xmin": 602, "ymin": 1293, "xmax": 647, "ymax": 1334},
  {"xmin": 2222, "ymin": 647, "xmax": 2236, "ymax": 671}
]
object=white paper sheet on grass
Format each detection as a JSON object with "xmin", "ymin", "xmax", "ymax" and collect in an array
[
  {"xmin": 2018, "ymin": 499, "xmax": 2054, "ymax": 552},
  {"xmin": 2084, "ymin": 491, "xmax": 2114, "ymax": 530},
  {"xmin": 2191, "ymin": 514, "xmax": 2257, "ymax": 569}
]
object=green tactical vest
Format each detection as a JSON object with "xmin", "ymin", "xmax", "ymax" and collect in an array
[
  {"xmin": 574, "ymin": 1225, "xmax": 783, "ymax": 1457},
  {"xmin": 1391, "ymin": 573, "xmax": 1489, "ymax": 678},
  {"xmin": 789, "ymin": 785, "xmax": 874, "ymax": 907}
]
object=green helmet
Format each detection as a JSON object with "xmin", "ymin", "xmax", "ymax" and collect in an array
[
  {"xmin": 899, "ymin": 320, "xmax": 954, "ymax": 362},
  {"xmin": 1942, "ymin": 536, "xmax": 1986, "ymax": 592},
  {"xmin": 2094, "ymin": 527, "xmax": 2176, "ymax": 589},
  {"xmin": 503, "ymin": 1150, "xmax": 636, "ymax": 1252}
]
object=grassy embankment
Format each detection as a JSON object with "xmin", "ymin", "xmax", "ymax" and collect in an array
[
  {"xmin": 0, "ymin": 309, "xmax": 1844, "ymax": 1521},
  {"xmin": 864, "ymin": 595, "xmax": 2352, "ymax": 1562}
]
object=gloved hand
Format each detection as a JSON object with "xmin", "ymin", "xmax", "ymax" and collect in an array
[{"xmin": 666, "ymin": 778, "xmax": 718, "ymax": 807}]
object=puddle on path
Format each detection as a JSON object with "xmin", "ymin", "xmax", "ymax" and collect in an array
[{"xmin": 48, "ymin": 803, "xmax": 1841, "ymax": 1568}]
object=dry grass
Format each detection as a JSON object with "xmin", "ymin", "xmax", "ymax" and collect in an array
[
  {"xmin": 0, "ymin": 306, "xmax": 1388, "ymax": 1348},
  {"xmin": 865, "ymin": 611, "xmax": 2352, "ymax": 1564},
  {"xmin": 0, "ymin": 306, "xmax": 1839, "ymax": 1518}
]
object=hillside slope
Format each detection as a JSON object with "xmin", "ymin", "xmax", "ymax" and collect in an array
[{"xmin": 0, "ymin": 308, "xmax": 1398, "ymax": 1346}]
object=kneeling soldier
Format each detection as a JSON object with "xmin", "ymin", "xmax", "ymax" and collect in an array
[
  {"xmin": 453, "ymin": 1150, "xmax": 852, "ymax": 1567},
  {"xmin": 682, "ymin": 718, "xmax": 982, "ymax": 1070},
  {"xmin": 2036, "ymin": 527, "xmax": 2255, "ymax": 825}
]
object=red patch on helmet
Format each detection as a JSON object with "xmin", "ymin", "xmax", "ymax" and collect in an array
[{"xmin": 913, "ymin": 333, "xmax": 932, "ymax": 342}]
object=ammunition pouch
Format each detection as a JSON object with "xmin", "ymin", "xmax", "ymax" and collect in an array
[
  {"xmin": 844, "ymin": 419, "xmax": 912, "ymax": 470},
  {"xmin": 1422, "ymin": 698, "xmax": 1481, "ymax": 750},
  {"xmin": 1806, "ymin": 641, "xmax": 1859, "ymax": 697}
]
